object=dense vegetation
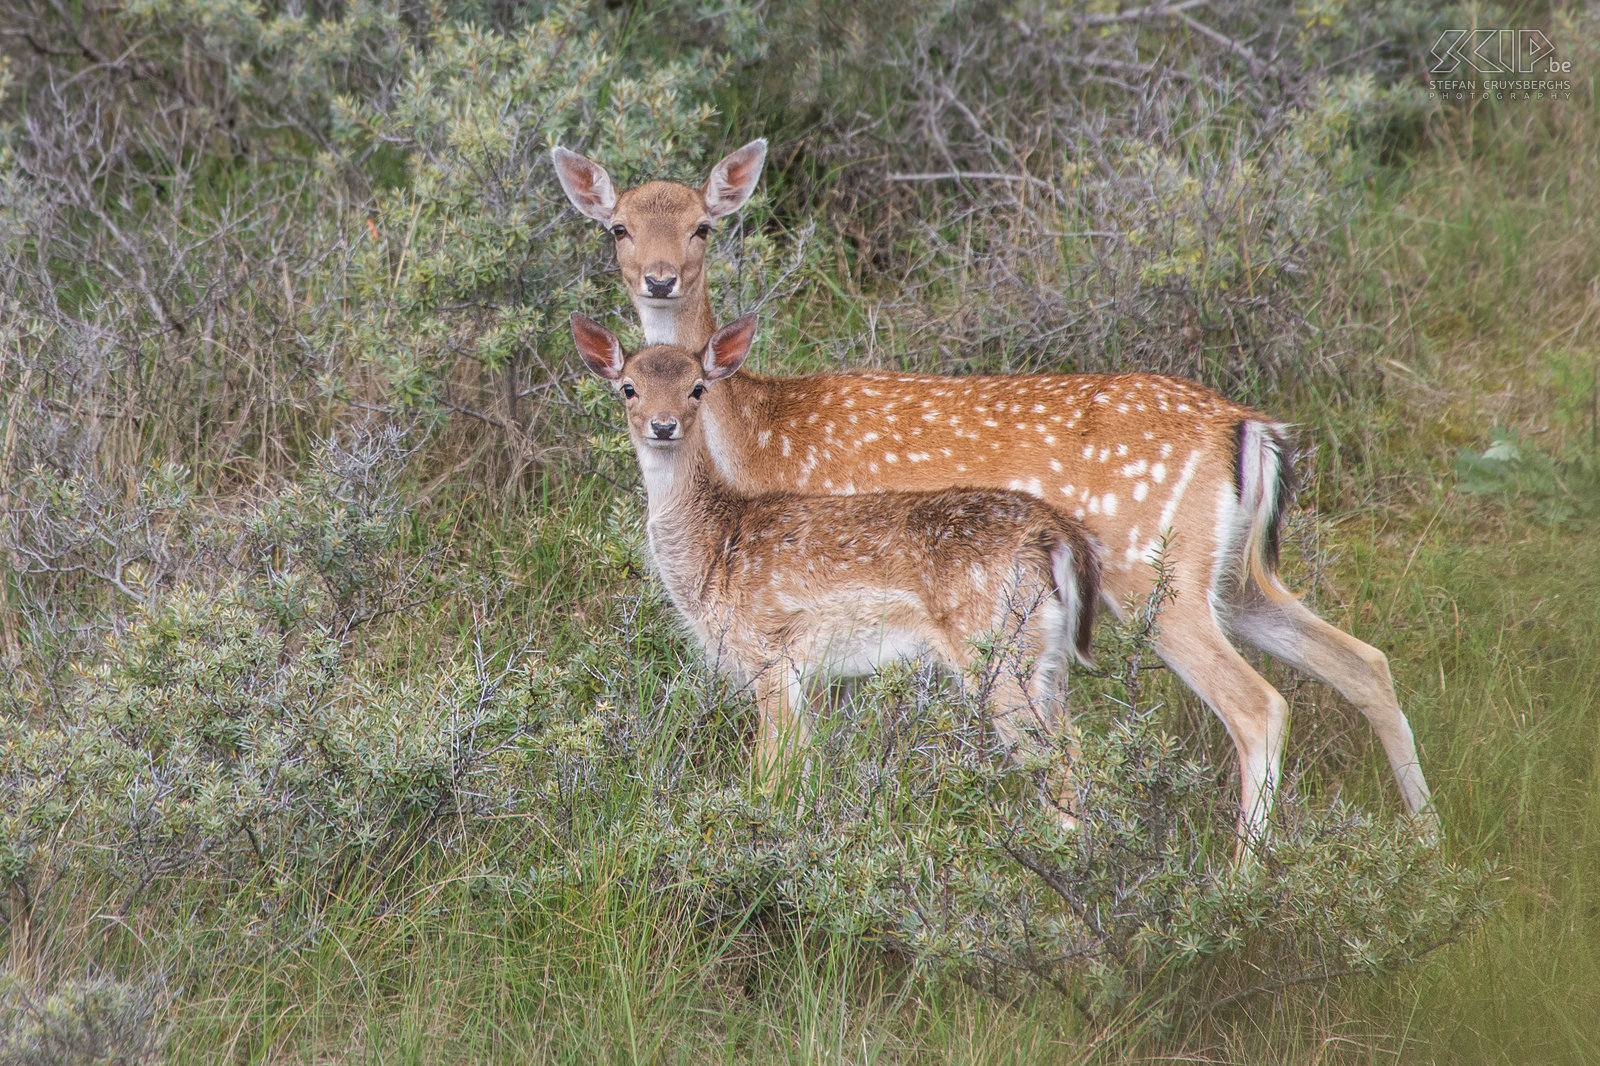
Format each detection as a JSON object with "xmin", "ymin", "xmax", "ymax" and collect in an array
[{"xmin": 0, "ymin": 1, "xmax": 1595, "ymax": 1061}]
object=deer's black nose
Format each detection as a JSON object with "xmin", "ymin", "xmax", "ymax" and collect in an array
[
  {"xmin": 650, "ymin": 418, "xmax": 678, "ymax": 440},
  {"xmin": 643, "ymin": 274, "xmax": 676, "ymax": 299}
]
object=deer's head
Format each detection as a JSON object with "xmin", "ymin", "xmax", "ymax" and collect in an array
[
  {"xmin": 570, "ymin": 313, "xmax": 758, "ymax": 451},
  {"xmin": 552, "ymin": 141, "xmax": 767, "ymax": 307}
]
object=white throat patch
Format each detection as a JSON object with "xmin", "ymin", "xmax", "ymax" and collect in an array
[{"xmin": 636, "ymin": 301, "xmax": 679, "ymax": 347}]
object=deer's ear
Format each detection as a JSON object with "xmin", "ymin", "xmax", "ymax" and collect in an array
[
  {"xmin": 703, "ymin": 314, "xmax": 758, "ymax": 382},
  {"xmin": 702, "ymin": 139, "xmax": 767, "ymax": 220},
  {"xmin": 551, "ymin": 147, "xmax": 619, "ymax": 224},
  {"xmin": 571, "ymin": 314, "xmax": 626, "ymax": 381}
]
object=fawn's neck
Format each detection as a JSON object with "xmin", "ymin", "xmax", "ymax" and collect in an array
[
  {"xmin": 635, "ymin": 284, "xmax": 717, "ymax": 351},
  {"xmin": 635, "ymin": 429, "xmax": 726, "ymax": 608}
]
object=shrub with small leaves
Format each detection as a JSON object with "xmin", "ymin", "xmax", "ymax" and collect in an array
[
  {"xmin": 329, "ymin": 4, "xmax": 729, "ymax": 478},
  {"xmin": 0, "ymin": 432, "xmax": 534, "ymax": 952},
  {"xmin": 0, "ymin": 972, "xmax": 166, "ymax": 1066}
]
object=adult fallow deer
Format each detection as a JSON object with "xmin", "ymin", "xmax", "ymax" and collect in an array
[{"xmin": 552, "ymin": 142, "xmax": 1435, "ymax": 845}]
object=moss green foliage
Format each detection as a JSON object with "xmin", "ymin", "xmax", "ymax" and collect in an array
[
  {"xmin": 1455, "ymin": 426, "xmax": 1600, "ymax": 526},
  {"xmin": 0, "ymin": 0, "xmax": 1594, "ymax": 1061},
  {"xmin": 0, "ymin": 972, "xmax": 166, "ymax": 1066}
]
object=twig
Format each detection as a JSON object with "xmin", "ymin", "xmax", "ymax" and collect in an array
[
  {"xmin": 887, "ymin": 171, "xmax": 1056, "ymax": 193},
  {"xmin": 1060, "ymin": 54, "xmax": 1192, "ymax": 84},
  {"xmin": 1200, "ymin": 932, "xmax": 1464, "ymax": 1014},
  {"xmin": 1176, "ymin": 12, "xmax": 1271, "ymax": 78},
  {"xmin": 1078, "ymin": 0, "xmax": 1210, "ymax": 27},
  {"xmin": 0, "ymin": 26, "xmax": 84, "ymax": 59},
  {"xmin": 441, "ymin": 402, "xmax": 510, "ymax": 432}
]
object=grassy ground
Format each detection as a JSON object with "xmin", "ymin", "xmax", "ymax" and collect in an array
[{"xmin": 1305, "ymin": 99, "xmax": 1600, "ymax": 1064}]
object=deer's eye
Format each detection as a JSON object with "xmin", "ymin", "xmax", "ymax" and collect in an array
[
  {"xmin": 611, "ymin": 224, "xmax": 629, "ymax": 238},
  {"xmin": 621, "ymin": 383, "xmax": 637, "ymax": 399},
  {"xmin": 690, "ymin": 383, "xmax": 705, "ymax": 400},
  {"xmin": 693, "ymin": 222, "xmax": 711, "ymax": 240}
]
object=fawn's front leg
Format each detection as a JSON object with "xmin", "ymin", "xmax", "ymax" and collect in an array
[{"xmin": 753, "ymin": 664, "xmax": 810, "ymax": 776}]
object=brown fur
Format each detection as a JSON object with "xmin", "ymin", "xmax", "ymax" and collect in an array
[
  {"xmin": 553, "ymin": 143, "xmax": 765, "ymax": 348},
  {"xmin": 687, "ymin": 479, "xmax": 1099, "ymax": 666}
]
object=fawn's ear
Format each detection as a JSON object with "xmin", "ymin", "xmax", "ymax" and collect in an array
[
  {"xmin": 570, "ymin": 314, "xmax": 626, "ymax": 381},
  {"xmin": 702, "ymin": 314, "xmax": 758, "ymax": 382},
  {"xmin": 551, "ymin": 147, "xmax": 619, "ymax": 225},
  {"xmin": 702, "ymin": 139, "xmax": 767, "ymax": 220}
]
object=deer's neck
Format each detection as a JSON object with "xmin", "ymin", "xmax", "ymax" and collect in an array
[
  {"xmin": 698, "ymin": 371, "xmax": 778, "ymax": 494},
  {"xmin": 634, "ymin": 285, "xmax": 717, "ymax": 351},
  {"xmin": 636, "ymin": 431, "xmax": 726, "ymax": 611}
]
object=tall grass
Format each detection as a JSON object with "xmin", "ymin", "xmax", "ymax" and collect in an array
[{"xmin": 1287, "ymin": 88, "xmax": 1600, "ymax": 1063}]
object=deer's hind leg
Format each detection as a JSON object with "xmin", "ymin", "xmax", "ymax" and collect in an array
[
  {"xmin": 1222, "ymin": 587, "xmax": 1435, "ymax": 829},
  {"xmin": 958, "ymin": 594, "xmax": 1079, "ymax": 827},
  {"xmin": 1153, "ymin": 588, "xmax": 1290, "ymax": 851}
]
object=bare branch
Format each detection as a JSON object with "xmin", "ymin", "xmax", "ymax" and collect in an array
[
  {"xmin": 1176, "ymin": 12, "xmax": 1272, "ymax": 78},
  {"xmin": 886, "ymin": 170, "xmax": 1057, "ymax": 193},
  {"xmin": 1077, "ymin": 0, "xmax": 1211, "ymax": 27}
]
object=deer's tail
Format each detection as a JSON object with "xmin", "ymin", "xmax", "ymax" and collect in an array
[{"xmin": 1233, "ymin": 419, "xmax": 1299, "ymax": 603}]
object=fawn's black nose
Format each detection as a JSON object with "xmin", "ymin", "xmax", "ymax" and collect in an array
[
  {"xmin": 643, "ymin": 274, "xmax": 676, "ymax": 299},
  {"xmin": 650, "ymin": 418, "xmax": 678, "ymax": 440}
]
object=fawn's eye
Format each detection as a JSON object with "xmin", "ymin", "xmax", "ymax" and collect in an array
[
  {"xmin": 621, "ymin": 383, "xmax": 637, "ymax": 399},
  {"xmin": 611, "ymin": 224, "xmax": 628, "ymax": 238},
  {"xmin": 693, "ymin": 222, "xmax": 711, "ymax": 239},
  {"xmin": 690, "ymin": 383, "xmax": 705, "ymax": 400}
]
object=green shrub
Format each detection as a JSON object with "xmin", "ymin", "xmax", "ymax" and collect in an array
[
  {"xmin": 690, "ymin": 0, "xmax": 1444, "ymax": 394},
  {"xmin": 0, "ymin": 431, "xmax": 525, "ymax": 952},
  {"xmin": 1455, "ymin": 426, "xmax": 1600, "ymax": 528},
  {"xmin": 0, "ymin": 972, "xmax": 167, "ymax": 1066}
]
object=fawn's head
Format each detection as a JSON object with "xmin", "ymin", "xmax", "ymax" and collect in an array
[
  {"xmin": 571, "ymin": 313, "xmax": 758, "ymax": 450},
  {"xmin": 552, "ymin": 141, "xmax": 766, "ymax": 305}
]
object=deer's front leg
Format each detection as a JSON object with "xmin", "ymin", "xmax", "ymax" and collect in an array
[{"xmin": 753, "ymin": 663, "xmax": 810, "ymax": 777}]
